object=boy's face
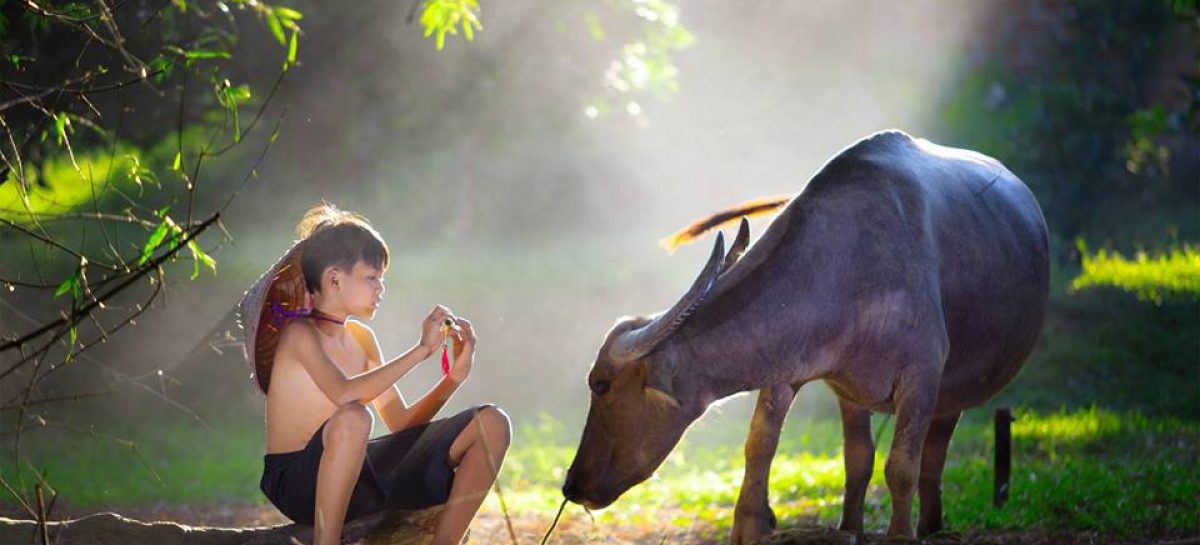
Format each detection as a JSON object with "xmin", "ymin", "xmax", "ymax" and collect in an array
[{"xmin": 330, "ymin": 260, "xmax": 385, "ymax": 319}]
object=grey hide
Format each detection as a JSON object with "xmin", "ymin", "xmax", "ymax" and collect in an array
[{"xmin": 562, "ymin": 130, "xmax": 1050, "ymax": 543}]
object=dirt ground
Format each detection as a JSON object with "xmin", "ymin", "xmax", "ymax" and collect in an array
[{"xmin": 1, "ymin": 502, "xmax": 1197, "ymax": 545}]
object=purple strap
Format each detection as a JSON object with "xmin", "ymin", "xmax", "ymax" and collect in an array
[
  {"xmin": 270, "ymin": 300, "xmax": 310, "ymax": 327},
  {"xmin": 269, "ymin": 301, "xmax": 345, "ymax": 327}
]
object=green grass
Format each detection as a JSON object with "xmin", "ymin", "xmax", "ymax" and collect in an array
[
  {"xmin": 488, "ymin": 407, "xmax": 1200, "ymax": 538},
  {"xmin": 1072, "ymin": 242, "xmax": 1200, "ymax": 304},
  {"xmin": 0, "ymin": 419, "xmax": 266, "ymax": 508},
  {"xmin": 1, "ymin": 407, "xmax": 1196, "ymax": 538}
]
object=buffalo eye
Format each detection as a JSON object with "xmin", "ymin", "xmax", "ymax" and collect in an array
[{"xmin": 591, "ymin": 379, "xmax": 610, "ymax": 396}]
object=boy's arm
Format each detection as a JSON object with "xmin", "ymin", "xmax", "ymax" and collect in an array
[
  {"xmin": 281, "ymin": 321, "xmax": 433, "ymax": 406},
  {"xmin": 353, "ymin": 322, "xmax": 461, "ymax": 432}
]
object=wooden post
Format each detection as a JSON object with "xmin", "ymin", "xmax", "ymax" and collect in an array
[{"xmin": 994, "ymin": 407, "xmax": 1013, "ymax": 507}]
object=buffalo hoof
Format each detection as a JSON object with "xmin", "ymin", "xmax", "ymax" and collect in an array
[
  {"xmin": 730, "ymin": 507, "xmax": 777, "ymax": 545},
  {"xmin": 885, "ymin": 525, "xmax": 918, "ymax": 541},
  {"xmin": 917, "ymin": 517, "xmax": 944, "ymax": 538},
  {"xmin": 837, "ymin": 518, "xmax": 864, "ymax": 535}
]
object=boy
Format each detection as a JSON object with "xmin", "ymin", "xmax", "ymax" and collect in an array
[{"xmin": 241, "ymin": 204, "xmax": 510, "ymax": 545}]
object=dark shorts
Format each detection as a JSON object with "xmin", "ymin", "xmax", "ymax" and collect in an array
[{"xmin": 260, "ymin": 405, "xmax": 487, "ymax": 525}]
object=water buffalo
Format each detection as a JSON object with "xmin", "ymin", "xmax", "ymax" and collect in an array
[{"xmin": 562, "ymin": 130, "xmax": 1049, "ymax": 542}]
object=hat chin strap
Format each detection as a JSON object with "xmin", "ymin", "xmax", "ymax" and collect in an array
[{"xmin": 269, "ymin": 301, "xmax": 346, "ymax": 326}]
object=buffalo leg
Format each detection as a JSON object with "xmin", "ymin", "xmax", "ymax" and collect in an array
[
  {"xmin": 917, "ymin": 411, "xmax": 960, "ymax": 537},
  {"xmin": 884, "ymin": 368, "xmax": 938, "ymax": 537},
  {"xmin": 837, "ymin": 397, "xmax": 874, "ymax": 534},
  {"xmin": 731, "ymin": 383, "xmax": 799, "ymax": 545}
]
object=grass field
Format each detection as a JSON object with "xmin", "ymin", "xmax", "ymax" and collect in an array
[{"xmin": 2, "ymin": 404, "xmax": 1197, "ymax": 542}]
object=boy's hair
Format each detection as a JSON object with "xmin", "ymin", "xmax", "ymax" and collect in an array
[{"xmin": 295, "ymin": 203, "xmax": 389, "ymax": 294}]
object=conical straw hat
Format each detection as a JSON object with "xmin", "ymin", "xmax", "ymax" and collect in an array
[{"xmin": 237, "ymin": 242, "xmax": 311, "ymax": 394}]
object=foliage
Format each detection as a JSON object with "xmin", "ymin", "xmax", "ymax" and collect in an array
[
  {"xmin": 996, "ymin": 259, "xmax": 1200, "ymax": 418},
  {"xmin": 583, "ymin": 0, "xmax": 694, "ymax": 122},
  {"xmin": 412, "ymin": 0, "xmax": 696, "ymax": 120},
  {"xmin": 0, "ymin": 0, "xmax": 304, "ymax": 290},
  {"xmin": 1123, "ymin": 104, "xmax": 1172, "ymax": 177},
  {"xmin": 0, "ymin": 0, "xmax": 308, "ymax": 522},
  {"xmin": 939, "ymin": 0, "xmax": 1195, "ymax": 243},
  {"xmin": 419, "ymin": 0, "xmax": 483, "ymax": 51},
  {"xmin": 0, "ymin": 148, "xmax": 141, "ymax": 217},
  {"xmin": 1071, "ymin": 241, "xmax": 1200, "ymax": 303}
]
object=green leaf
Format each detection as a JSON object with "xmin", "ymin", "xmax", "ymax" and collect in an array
[
  {"xmin": 274, "ymin": 6, "xmax": 303, "ymax": 21},
  {"xmin": 184, "ymin": 49, "xmax": 231, "ymax": 61},
  {"xmin": 234, "ymin": 84, "xmax": 255, "ymax": 102},
  {"xmin": 137, "ymin": 221, "xmax": 171, "ymax": 266},
  {"xmin": 125, "ymin": 154, "xmax": 159, "ymax": 194},
  {"xmin": 54, "ymin": 272, "xmax": 77, "ymax": 299},
  {"xmin": 287, "ymin": 28, "xmax": 298, "ymax": 66},
  {"xmin": 265, "ymin": 11, "xmax": 286, "ymax": 45},
  {"xmin": 463, "ymin": 16, "xmax": 475, "ymax": 41},
  {"xmin": 57, "ymin": 263, "xmax": 83, "ymax": 364},
  {"xmin": 53, "ymin": 112, "xmax": 70, "ymax": 146},
  {"xmin": 69, "ymin": 4, "xmax": 95, "ymax": 18},
  {"xmin": 166, "ymin": 232, "xmax": 182, "ymax": 262},
  {"xmin": 148, "ymin": 55, "xmax": 175, "ymax": 84},
  {"xmin": 172, "ymin": 152, "xmax": 181, "ymax": 172},
  {"xmin": 223, "ymin": 86, "xmax": 241, "ymax": 142},
  {"xmin": 7, "ymin": 54, "xmax": 33, "ymax": 69},
  {"xmin": 420, "ymin": 0, "xmax": 482, "ymax": 49},
  {"xmin": 66, "ymin": 323, "xmax": 77, "ymax": 362},
  {"xmin": 187, "ymin": 240, "xmax": 217, "ymax": 279}
]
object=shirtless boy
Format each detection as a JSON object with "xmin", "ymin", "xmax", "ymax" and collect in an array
[{"xmin": 251, "ymin": 205, "xmax": 510, "ymax": 545}]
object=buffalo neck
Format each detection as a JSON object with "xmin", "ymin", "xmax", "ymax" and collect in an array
[{"xmin": 671, "ymin": 244, "xmax": 844, "ymax": 402}]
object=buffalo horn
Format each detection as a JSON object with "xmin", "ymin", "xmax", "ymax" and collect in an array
[
  {"xmin": 609, "ymin": 232, "xmax": 726, "ymax": 362},
  {"xmin": 720, "ymin": 217, "xmax": 750, "ymax": 274}
]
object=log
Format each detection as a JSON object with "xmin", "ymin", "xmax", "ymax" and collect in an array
[{"xmin": 0, "ymin": 507, "xmax": 441, "ymax": 545}]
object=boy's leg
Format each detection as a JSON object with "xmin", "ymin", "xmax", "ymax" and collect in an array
[
  {"xmin": 434, "ymin": 406, "xmax": 512, "ymax": 545},
  {"xmin": 314, "ymin": 403, "xmax": 373, "ymax": 545}
]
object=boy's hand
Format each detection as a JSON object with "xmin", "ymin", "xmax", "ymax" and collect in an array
[
  {"xmin": 447, "ymin": 316, "xmax": 475, "ymax": 385},
  {"xmin": 418, "ymin": 305, "xmax": 454, "ymax": 357}
]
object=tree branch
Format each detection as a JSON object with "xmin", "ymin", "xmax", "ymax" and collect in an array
[{"xmin": 0, "ymin": 212, "xmax": 220, "ymax": 360}]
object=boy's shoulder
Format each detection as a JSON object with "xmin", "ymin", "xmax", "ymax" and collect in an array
[
  {"xmin": 345, "ymin": 318, "xmax": 381, "ymax": 356},
  {"xmin": 345, "ymin": 317, "xmax": 375, "ymax": 336}
]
